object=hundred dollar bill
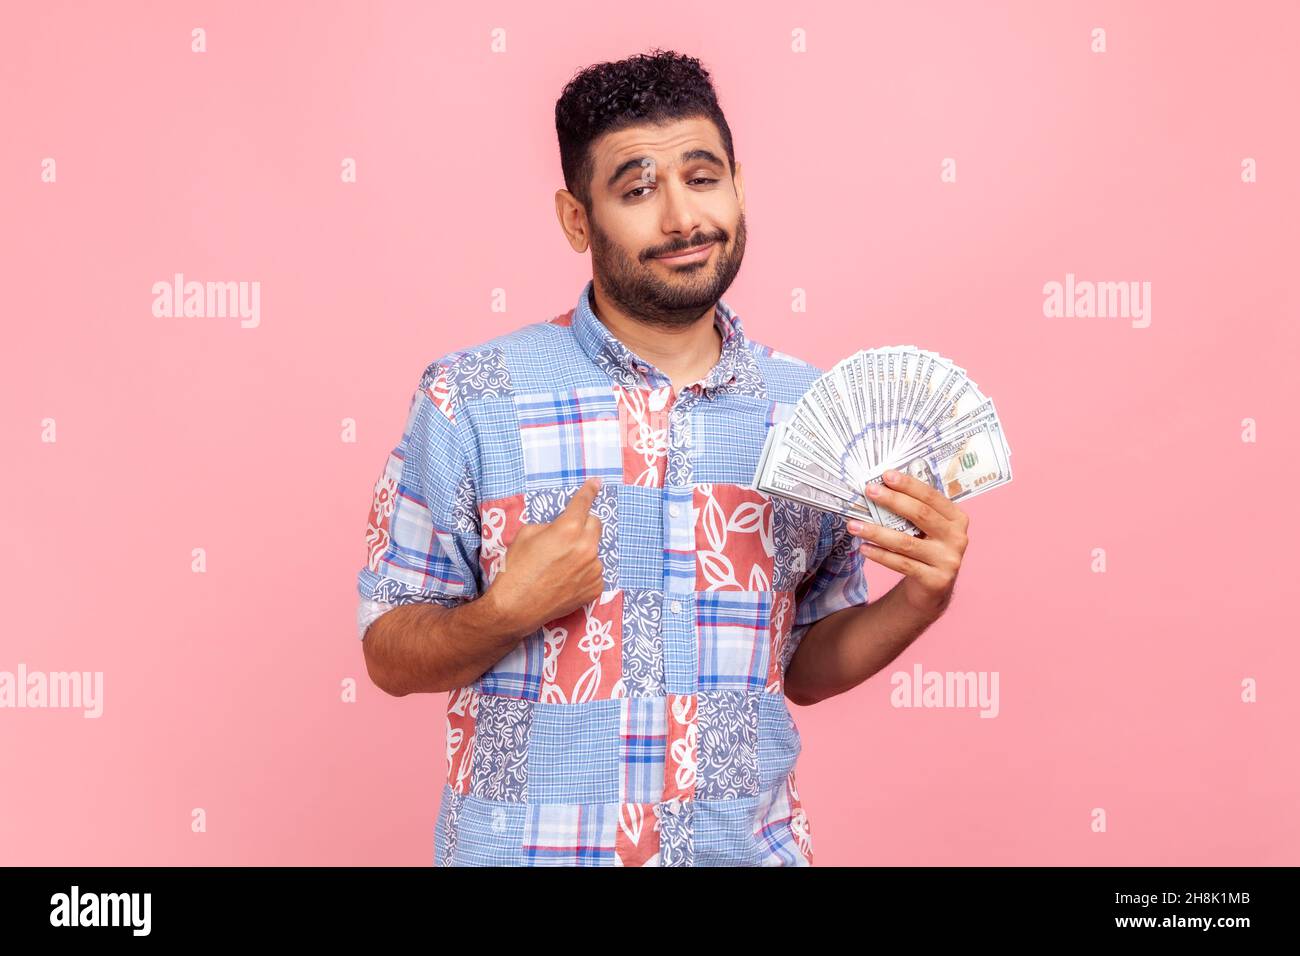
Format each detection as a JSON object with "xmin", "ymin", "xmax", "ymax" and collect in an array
[
  {"xmin": 758, "ymin": 462, "xmax": 879, "ymax": 523},
  {"xmin": 754, "ymin": 422, "xmax": 880, "ymax": 520},
  {"xmin": 866, "ymin": 419, "xmax": 1013, "ymax": 534},
  {"xmin": 753, "ymin": 346, "xmax": 1012, "ymax": 536}
]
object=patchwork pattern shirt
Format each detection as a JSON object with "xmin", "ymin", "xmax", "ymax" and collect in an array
[{"xmin": 356, "ymin": 279, "xmax": 868, "ymax": 866}]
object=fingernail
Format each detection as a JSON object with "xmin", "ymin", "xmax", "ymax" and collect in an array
[
  {"xmin": 847, "ymin": 520, "xmax": 862, "ymax": 534},
  {"xmin": 884, "ymin": 469, "xmax": 901, "ymax": 482},
  {"xmin": 866, "ymin": 483, "xmax": 882, "ymax": 496}
]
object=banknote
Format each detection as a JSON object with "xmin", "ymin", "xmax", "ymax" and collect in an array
[{"xmin": 753, "ymin": 347, "xmax": 1012, "ymax": 536}]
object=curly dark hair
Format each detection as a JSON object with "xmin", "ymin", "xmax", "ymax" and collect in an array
[{"xmin": 555, "ymin": 49, "xmax": 736, "ymax": 215}]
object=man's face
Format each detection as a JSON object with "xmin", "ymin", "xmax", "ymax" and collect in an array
[{"xmin": 583, "ymin": 117, "xmax": 747, "ymax": 328}]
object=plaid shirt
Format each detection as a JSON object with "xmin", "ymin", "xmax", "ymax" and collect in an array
[{"xmin": 356, "ymin": 279, "xmax": 868, "ymax": 866}]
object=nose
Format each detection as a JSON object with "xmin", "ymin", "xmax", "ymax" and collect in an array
[{"xmin": 657, "ymin": 177, "xmax": 705, "ymax": 243}]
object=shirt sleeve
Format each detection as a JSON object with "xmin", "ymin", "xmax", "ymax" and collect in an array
[
  {"xmin": 356, "ymin": 362, "xmax": 482, "ymax": 641},
  {"xmin": 781, "ymin": 512, "xmax": 869, "ymax": 671}
]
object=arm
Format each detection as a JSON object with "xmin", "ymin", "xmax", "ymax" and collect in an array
[
  {"xmin": 783, "ymin": 578, "xmax": 945, "ymax": 706},
  {"xmin": 362, "ymin": 591, "xmax": 529, "ymax": 697},
  {"xmin": 784, "ymin": 467, "xmax": 970, "ymax": 707},
  {"xmin": 362, "ymin": 477, "xmax": 606, "ymax": 697},
  {"xmin": 356, "ymin": 362, "xmax": 604, "ymax": 698}
]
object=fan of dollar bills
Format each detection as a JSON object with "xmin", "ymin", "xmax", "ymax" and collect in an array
[{"xmin": 752, "ymin": 345, "xmax": 1012, "ymax": 536}]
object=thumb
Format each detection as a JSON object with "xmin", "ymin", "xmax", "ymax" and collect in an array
[{"xmin": 560, "ymin": 477, "xmax": 601, "ymax": 523}]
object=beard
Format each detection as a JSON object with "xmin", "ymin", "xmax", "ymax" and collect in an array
[{"xmin": 588, "ymin": 209, "xmax": 747, "ymax": 330}]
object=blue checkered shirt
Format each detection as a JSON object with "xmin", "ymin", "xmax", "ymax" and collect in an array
[{"xmin": 357, "ymin": 279, "xmax": 867, "ymax": 865}]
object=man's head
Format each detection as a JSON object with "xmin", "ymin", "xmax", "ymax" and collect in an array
[{"xmin": 554, "ymin": 49, "xmax": 747, "ymax": 329}]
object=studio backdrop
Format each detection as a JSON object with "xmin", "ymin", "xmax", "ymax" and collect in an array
[{"xmin": 3, "ymin": 0, "xmax": 1296, "ymax": 866}]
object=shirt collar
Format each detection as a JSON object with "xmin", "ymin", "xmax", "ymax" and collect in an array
[{"xmin": 571, "ymin": 278, "xmax": 764, "ymax": 399}]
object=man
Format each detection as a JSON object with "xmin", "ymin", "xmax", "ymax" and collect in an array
[{"xmin": 356, "ymin": 49, "xmax": 970, "ymax": 866}]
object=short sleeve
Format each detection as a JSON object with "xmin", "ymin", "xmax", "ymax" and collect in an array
[
  {"xmin": 356, "ymin": 362, "xmax": 482, "ymax": 640},
  {"xmin": 781, "ymin": 512, "xmax": 869, "ymax": 670}
]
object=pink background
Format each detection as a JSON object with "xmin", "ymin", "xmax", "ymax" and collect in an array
[{"xmin": 3, "ymin": 1, "xmax": 1297, "ymax": 865}]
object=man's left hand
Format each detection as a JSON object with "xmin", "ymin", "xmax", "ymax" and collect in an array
[{"xmin": 846, "ymin": 469, "xmax": 970, "ymax": 618}]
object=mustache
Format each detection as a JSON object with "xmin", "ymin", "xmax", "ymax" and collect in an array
[{"xmin": 648, "ymin": 233, "xmax": 726, "ymax": 258}]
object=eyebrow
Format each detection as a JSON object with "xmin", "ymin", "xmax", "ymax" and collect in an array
[{"xmin": 606, "ymin": 148, "xmax": 726, "ymax": 190}]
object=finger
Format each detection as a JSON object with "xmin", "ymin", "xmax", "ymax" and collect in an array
[
  {"xmin": 847, "ymin": 518, "xmax": 940, "ymax": 563},
  {"xmin": 863, "ymin": 476, "xmax": 948, "ymax": 536},
  {"xmin": 578, "ymin": 483, "xmax": 607, "ymax": 534},
  {"xmin": 858, "ymin": 541, "xmax": 933, "ymax": 579},
  {"xmin": 880, "ymin": 468, "xmax": 963, "ymax": 522},
  {"xmin": 559, "ymin": 477, "xmax": 601, "ymax": 525}
]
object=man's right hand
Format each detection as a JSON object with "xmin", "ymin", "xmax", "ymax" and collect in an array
[{"xmin": 485, "ymin": 477, "xmax": 606, "ymax": 636}]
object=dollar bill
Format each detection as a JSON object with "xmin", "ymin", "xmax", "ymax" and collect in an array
[{"xmin": 753, "ymin": 347, "xmax": 1012, "ymax": 536}]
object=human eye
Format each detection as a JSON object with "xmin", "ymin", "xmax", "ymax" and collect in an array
[{"xmin": 624, "ymin": 177, "xmax": 719, "ymax": 201}]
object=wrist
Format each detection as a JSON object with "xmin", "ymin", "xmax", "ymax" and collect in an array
[
  {"xmin": 899, "ymin": 579, "xmax": 952, "ymax": 621},
  {"xmin": 479, "ymin": 580, "xmax": 535, "ymax": 641}
]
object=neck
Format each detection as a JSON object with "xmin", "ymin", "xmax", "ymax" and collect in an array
[{"xmin": 588, "ymin": 282, "xmax": 723, "ymax": 390}]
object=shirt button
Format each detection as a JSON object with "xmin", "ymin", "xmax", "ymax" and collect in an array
[
  {"xmin": 669, "ymin": 600, "xmax": 683, "ymax": 614},
  {"xmin": 668, "ymin": 503, "xmax": 681, "ymax": 517}
]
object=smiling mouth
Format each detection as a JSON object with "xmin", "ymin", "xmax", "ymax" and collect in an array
[{"xmin": 654, "ymin": 241, "xmax": 716, "ymax": 262}]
